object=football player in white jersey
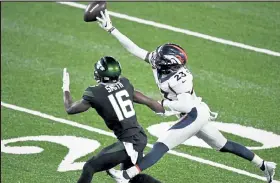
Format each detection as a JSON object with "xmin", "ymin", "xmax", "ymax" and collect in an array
[{"xmin": 96, "ymin": 10, "xmax": 276, "ymax": 183}]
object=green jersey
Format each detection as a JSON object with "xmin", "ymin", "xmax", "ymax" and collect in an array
[{"xmin": 82, "ymin": 77, "xmax": 144, "ymax": 141}]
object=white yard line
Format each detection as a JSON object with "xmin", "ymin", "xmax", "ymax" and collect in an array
[
  {"xmin": 57, "ymin": 2, "xmax": 280, "ymax": 57},
  {"xmin": 2, "ymin": 101, "xmax": 278, "ymax": 183}
]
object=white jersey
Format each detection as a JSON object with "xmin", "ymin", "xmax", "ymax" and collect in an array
[
  {"xmin": 156, "ymin": 67, "xmax": 194, "ymax": 100},
  {"xmin": 146, "ymin": 52, "xmax": 212, "ymax": 115},
  {"xmin": 111, "ymin": 29, "xmax": 224, "ymax": 152},
  {"xmin": 147, "ymin": 52, "xmax": 200, "ymax": 99}
]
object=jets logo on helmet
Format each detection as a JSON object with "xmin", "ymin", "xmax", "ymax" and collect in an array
[{"xmin": 96, "ymin": 61, "xmax": 105, "ymax": 71}]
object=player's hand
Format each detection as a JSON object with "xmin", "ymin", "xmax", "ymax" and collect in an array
[
  {"xmin": 62, "ymin": 68, "xmax": 70, "ymax": 92},
  {"xmin": 156, "ymin": 110, "xmax": 180, "ymax": 117},
  {"xmin": 96, "ymin": 9, "xmax": 115, "ymax": 32},
  {"xmin": 209, "ymin": 111, "xmax": 218, "ymax": 121}
]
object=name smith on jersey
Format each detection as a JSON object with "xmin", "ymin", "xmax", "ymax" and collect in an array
[{"xmin": 105, "ymin": 82, "xmax": 124, "ymax": 93}]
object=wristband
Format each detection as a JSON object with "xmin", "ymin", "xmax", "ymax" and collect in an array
[{"xmin": 108, "ymin": 27, "xmax": 116, "ymax": 33}]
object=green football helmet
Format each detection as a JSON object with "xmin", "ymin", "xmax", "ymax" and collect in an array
[{"xmin": 94, "ymin": 56, "xmax": 122, "ymax": 83}]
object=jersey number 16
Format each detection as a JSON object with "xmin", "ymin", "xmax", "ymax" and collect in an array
[{"xmin": 108, "ymin": 90, "xmax": 136, "ymax": 121}]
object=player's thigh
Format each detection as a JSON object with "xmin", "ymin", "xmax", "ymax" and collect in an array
[
  {"xmin": 196, "ymin": 123, "xmax": 227, "ymax": 150},
  {"xmin": 98, "ymin": 141, "xmax": 126, "ymax": 156},
  {"xmin": 157, "ymin": 110, "xmax": 206, "ymax": 150},
  {"xmin": 87, "ymin": 141, "xmax": 128, "ymax": 172}
]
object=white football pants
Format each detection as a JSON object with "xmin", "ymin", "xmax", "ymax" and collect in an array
[{"xmin": 157, "ymin": 102, "xmax": 227, "ymax": 150}]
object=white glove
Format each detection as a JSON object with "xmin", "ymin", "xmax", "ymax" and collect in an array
[
  {"xmin": 156, "ymin": 110, "xmax": 181, "ymax": 117},
  {"xmin": 209, "ymin": 111, "xmax": 218, "ymax": 121},
  {"xmin": 96, "ymin": 9, "xmax": 115, "ymax": 32},
  {"xmin": 62, "ymin": 68, "xmax": 70, "ymax": 92}
]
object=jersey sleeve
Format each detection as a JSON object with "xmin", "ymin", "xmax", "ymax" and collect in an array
[
  {"xmin": 121, "ymin": 77, "xmax": 134, "ymax": 92},
  {"xmin": 144, "ymin": 51, "xmax": 157, "ymax": 68},
  {"xmin": 82, "ymin": 87, "xmax": 95, "ymax": 107},
  {"xmin": 144, "ymin": 51, "xmax": 159, "ymax": 84}
]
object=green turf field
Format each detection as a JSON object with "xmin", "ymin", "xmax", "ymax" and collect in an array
[{"xmin": 1, "ymin": 2, "xmax": 280, "ymax": 183}]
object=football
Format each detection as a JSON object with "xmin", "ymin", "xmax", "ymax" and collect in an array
[{"xmin": 84, "ymin": 1, "xmax": 107, "ymax": 22}]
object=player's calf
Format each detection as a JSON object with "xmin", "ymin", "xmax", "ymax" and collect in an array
[
  {"xmin": 136, "ymin": 142, "xmax": 169, "ymax": 172},
  {"xmin": 220, "ymin": 140, "xmax": 255, "ymax": 161},
  {"xmin": 77, "ymin": 160, "xmax": 96, "ymax": 183},
  {"xmin": 219, "ymin": 140, "xmax": 277, "ymax": 183}
]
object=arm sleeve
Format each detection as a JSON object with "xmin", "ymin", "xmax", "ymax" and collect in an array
[
  {"xmin": 111, "ymin": 28, "xmax": 149, "ymax": 61},
  {"xmin": 162, "ymin": 93, "xmax": 195, "ymax": 113}
]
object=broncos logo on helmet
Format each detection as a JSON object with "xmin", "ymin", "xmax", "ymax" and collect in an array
[{"xmin": 153, "ymin": 43, "xmax": 188, "ymax": 74}]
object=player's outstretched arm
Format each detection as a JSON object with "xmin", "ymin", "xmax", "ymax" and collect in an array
[
  {"xmin": 62, "ymin": 68, "xmax": 91, "ymax": 115},
  {"xmin": 133, "ymin": 90, "xmax": 165, "ymax": 113},
  {"xmin": 63, "ymin": 94, "xmax": 91, "ymax": 115},
  {"xmin": 97, "ymin": 10, "xmax": 149, "ymax": 62},
  {"xmin": 133, "ymin": 90, "xmax": 180, "ymax": 117}
]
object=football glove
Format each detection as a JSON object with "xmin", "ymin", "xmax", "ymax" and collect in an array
[
  {"xmin": 62, "ymin": 68, "xmax": 70, "ymax": 92},
  {"xmin": 209, "ymin": 111, "xmax": 218, "ymax": 121},
  {"xmin": 156, "ymin": 110, "xmax": 181, "ymax": 117},
  {"xmin": 96, "ymin": 9, "xmax": 115, "ymax": 33},
  {"xmin": 156, "ymin": 100, "xmax": 180, "ymax": 117}
]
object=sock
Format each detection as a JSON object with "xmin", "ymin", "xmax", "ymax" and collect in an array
[
  {"xmin": 252, "ymin": 155, "xmax": 265, "ymax": 171},
  {"xmin": 220, "ymin": 141, "xmax": 254, "ymax": 161},
  {"xmin": 124, "ymin": 165, "xmax": 141, "ymax": 179},
  {"xmin": 138, "ymin": 142, "xmax": 169, "ymax": 171}
]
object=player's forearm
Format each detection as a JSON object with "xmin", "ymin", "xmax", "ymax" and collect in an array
[
  {"xmin": 63, "ymin": 91, "xmax": 80, "ymax": 115},
  {"xmin": 111, "ymin": 28, "xmax": 148, "ymax": 60},
  {"xmin": 63, "ymin": 91, "xmax": 74, "ymax": 114},
  {"xmin": 63, "ymin": 93, "xmax": 90, "ymax": 115},
  {"xmin": 146, "ymin": 101, "xmax": 165, "ymax": 113},
  {"xmin": 133, "ymin": 90, "xmax": 165, "ymax": 113}
]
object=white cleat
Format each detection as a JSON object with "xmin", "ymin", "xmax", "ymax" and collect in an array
[
  {"xmin": 263, "ymin": 161, "xmax": 277, "ymax": 183},
  {"xmin": 107, "ymin": 169, "xmax": 130, "ymax": 183}
]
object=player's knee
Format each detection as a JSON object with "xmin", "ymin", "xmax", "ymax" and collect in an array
[
  {"xmin": 210, "ymin": 138, "xmax": 228, "ymax": 151},
  {"xmin": 203, "ymin": 139, "xmax": 227, "ymax": 151},
  {"xmin": 82, "ymin": 161, "xmax": 95, "ymax": 175},
  {"xmin": 219, "ymin": 140, "xmax": 232, "ymax": 152},
  {"xmin": 215, "ymin": 141, "xmax": 228, "ymax": 151}
]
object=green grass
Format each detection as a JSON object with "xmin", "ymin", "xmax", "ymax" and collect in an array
[{"xmin": 1, "ymin": 2, "xmax": 280, "ymax": 183}]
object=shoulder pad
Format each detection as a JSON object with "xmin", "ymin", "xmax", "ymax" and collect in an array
[{"xmin": 83, "ymin": 86, "xmax": 96, "ymax": 98}]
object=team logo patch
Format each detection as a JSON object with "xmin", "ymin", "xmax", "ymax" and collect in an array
[{"xmin": 96, "ymin": 61, "xmax": 105, "ymax": 71}]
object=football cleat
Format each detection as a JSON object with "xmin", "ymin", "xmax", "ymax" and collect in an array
[
  {"xmin": 107, "ymin": 169, "xmax": 129, "ymax": 183},
  {"xmin": 263, "ymin": 161, "xmax": 277, "ymax": 183}
]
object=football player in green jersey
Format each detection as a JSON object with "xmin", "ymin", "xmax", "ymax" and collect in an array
[{"xmin": 62, "ymin": 56, "xmax": 178, "ymax": 183}]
